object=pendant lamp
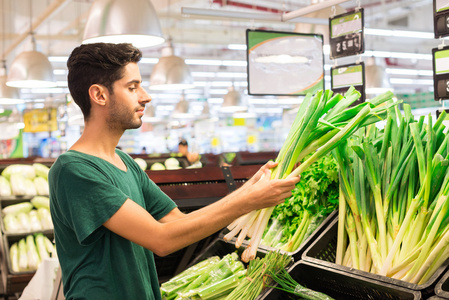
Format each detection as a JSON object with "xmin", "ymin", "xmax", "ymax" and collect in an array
[
  {"xmin": 0, "ymin": 62, "xmax": 23, "ymax": 105},
  {"xmin": 149, "ymin": 39, "xmax": 195, "ymax": 90},
  {"xmin": 365, "ymin": 56, "xmax": 393, "ymax": 95},
  {"xmin": 220, "ymin": 85, "xmax": 246, "ymax": 112},
  {"xmin": 171, "ymin": 94, "xmax": 194, "ymax": 118},
  {"xmin": 142, "ymin": 103, "xmax": 161, "ymax": 122},
  {"xmin": 83, "ymin": 0, "xmax": 165, "ymax": 48},
  {"xmin": 6, "ymin": 48, "xmax": 56, "ymax": 88}
]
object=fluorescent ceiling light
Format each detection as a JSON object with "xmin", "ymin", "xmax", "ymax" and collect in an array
[
  {"xmin": 389, "ymin": 78, "xmax": 433, "ymax": 85},
  {"xmin": 364, "ymin": 50, "xmax": 431, "ymax": 60},
  {"xmin": 386, "ymin": 68, "xmax": 433, "ymax": 76},
  {"xmin": 228, "ymin": 44, "xmax": 247, "ymax": 50},
  {"xmin": 365, "ymin": 28, "xmax": 434, "ymax": 39},
  {"xmin": 185, "ymin": 59, "xmax": 247, "ymax": 67}
]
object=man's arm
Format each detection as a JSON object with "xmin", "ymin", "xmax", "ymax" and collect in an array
[{"xmin": 103, "ymin": 162, "xmax": 299, "ymax": 257}]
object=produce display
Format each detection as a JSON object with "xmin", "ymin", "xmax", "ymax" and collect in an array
[
  {"xmin": 2, "ymin": 196, "xmax": 53, "ymax": 233},
  {"xmin": 333, "ymin": 104, "xmax": 449, "ymax": 284},
  {"xmin": 267, "ymin": 266, "xmax": 334, "ymax": 300},
  {"xmin": 9, "ymin": 233, "xmax": 55, "ymax": 273},
  {"xmin": 261, "ymin": 154, "xmax": 338, "ymax": 252},
  {"xmin": 225, "ymin": 251, "xmax": 291, "ymax": 300},
  {"xmin": 0, "ymin": 163, "xmax": 50, "ymax": 197},
  {"xmin": 224, "ymin": 87, "xmax": 399, "ymax": 262},
  {"xmin": 160, "ymin": 253, "xmax": 246, "ymax": 300},
  {"xmin": 134, "ymin": 158, "xmax": 148, "ymax": 171}
]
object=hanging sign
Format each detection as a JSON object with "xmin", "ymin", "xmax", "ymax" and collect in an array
[
  {"xmin": 436, "ymin": 108, "xmax": 449, "ymax": 119},
  {"xmin": 432, "ymin": 46, "xmax": 449, "ymax": 100},
  {"xmin": 434, "ymin": 0, "xmax": 449, "ymax": 38},
  {"xmin": 329, "ymin": 8, "xmax": 364, "ymax": 59},
  {"xmin": 246, "ymin": 29, "xmax": 324, "ymax": 96},
  {"xmin": 331, "ymin": 62, "xmax": 365, "ymax": 106},
  {"xmin": 23, "ymin": 108, "xmax": 58, "ymax": 133}
]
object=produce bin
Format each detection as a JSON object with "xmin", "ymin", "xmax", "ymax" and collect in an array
[
  {"xmin": 435, "ymin": 268, "xmax": 449, "ymax": 299},
  {"xmin": 259, "ymin": 260, "xmax": 421, "ymax": 300},
  {"xmin": 3, "ymin": 232, "xmax": 55, "ymax": 276},
  {"xmin": 219, "ymin": 209, "xmax": 338, "ymax": 261},
  {"xmin": 0, "ymin": 198, "xmax": 53, "ymax": 236},
  {"xmin": 302, "ymin": 217, "xmax": 449, "ymax": 298},
  {"xmin": 188, "ymin": 237, "xmax": 268, "ymax": 268}
]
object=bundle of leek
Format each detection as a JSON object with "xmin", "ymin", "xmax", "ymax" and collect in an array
[
  {"xmin": 224, "ymin": 87, "xmax": 398, "ymax": 262},
  {"xmin": 334, "ymin": 105, "xmax": 449, "ymax": 284}
]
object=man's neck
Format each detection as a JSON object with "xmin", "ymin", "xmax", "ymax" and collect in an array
[{"xmin": 70, "ymin": 121, "xmax": 124, "ymax": 160}]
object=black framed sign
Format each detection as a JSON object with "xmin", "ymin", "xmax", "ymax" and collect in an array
[
  {"xmin": 329, "ymin": 9, "xmax": 364, "ymax": 60},
  {"xmin": 434, "ymin": 0, "xmax": 449, "ymax": 38},
  {"xmin": 331, "ymin": 62, "xmax": 365, "ymax": 106},
  {"xmin": 432, "ymin": 46, "xmax": 449, "ymax": 100},
  {"xmin": 246, "ymin": 29, "xmax": 324, "ymax": 96},
  {"xmin": 436, "ymin": 108, "xmax": 449, "ymax": 119}
]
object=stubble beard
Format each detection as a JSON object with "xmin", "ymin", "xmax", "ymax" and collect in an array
[{"xmin": 108, "ymin": 97, "xmax": 143, "ymax": 131}]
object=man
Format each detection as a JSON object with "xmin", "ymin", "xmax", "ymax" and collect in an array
[
  {"xmin": 178, "ymin": 138, "xmax": 199, "ymax": 165},
  {"xmin": 48, "ymin": 43, "xmax": 300, "ymax": 300}
]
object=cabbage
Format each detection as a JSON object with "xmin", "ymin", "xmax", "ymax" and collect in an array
[
  {"xmin": 28, "ymin": 210, "xmax": 42, "ymax": 231},
  {"xmin": 10, "ymin": 174, "xmax": 27, "ymax": 196},
  {"xmin": 134, "ymin": 158, "xmax": 148, "ymax": 171},
  {"xmin": 26, "ymin": 235, "xmax": 40, "ymax": 270},
  {"xmin": 10, "ymin": 243, "xmax": 20, "ymax": 272},
  {"xmin": 150, "ymin": 162, "xmax": 166, "ymax": 171},
  {"xmin": 2, "ymin": 164, "xmax": 36, "ymax": 180},
  {"xmin": 2, "ymin": 202, "xmax": 33, "ymax": 215},
  {"xmin": 34, "ymin": 177, "xmax": 49, "ymax": 196},
  {"xmin": 33, "ymin": 163, "xmax": 50, "ymax": 180},
  {"xmin": 0, "ymin": 176, "xmax": 12, "ymax": 197},
  {"xmin": 18, "ymin": 238, "xmax": 28, "ymax": 271},
  {"xmin": 31, "ymin": 196, "xmax": 50, "ymax": 209},
  {"xmin": 164, "ymin": 158, "xmax": 181, "ymax": 170},
  {"xmin": 24, "ymin": 178, "xmax": 37, "ymax": 196},
  {"xmin": 4, "ymin": 214, "xmax": 22, "ymax": 233},
  {"xmin": 37, "ymin": 208, "xmax": 53, "ymax": 230}
]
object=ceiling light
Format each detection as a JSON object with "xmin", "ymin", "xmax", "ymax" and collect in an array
[
  {"xmin": 6, "ymin": 50, "xmax": 57, "ymax": 88},
  {"xmin": 0, "ymin": 63, "xmax": 23, "ymax": 105},
  {"xmin": 149, "ymin": 40, "xmax": 195, "ymax": 90},
  {"xmin": 171, "ymin": 94, "xmax": 194, "ymax": 118},
  {"xmin": 82, "ymin": 0, "xmax": 165, "ymax": 48},
  {"xmin": 365, "ymin": 57, "xmax": 393, "ymax": 95},
  {"xmin": 221, "ymin": 85, "xmax": 247, "ymax": 112},
  {"xmin": 142, "ymin": 103, "xmax": 162, "ymax": 123}
]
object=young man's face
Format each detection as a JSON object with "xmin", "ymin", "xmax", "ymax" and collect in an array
[{"xmin": 106, "ymin": 63, "xmax": 151, "ymax": 130}]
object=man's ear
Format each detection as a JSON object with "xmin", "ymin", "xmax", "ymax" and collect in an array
[{"xmin": 88, "ymin": 84, "xmax": 108, "ymax": 106}]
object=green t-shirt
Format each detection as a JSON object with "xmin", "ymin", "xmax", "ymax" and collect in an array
[{"xmin": 49, "ymin": 149, "xmax": 177, "ymax": 300}]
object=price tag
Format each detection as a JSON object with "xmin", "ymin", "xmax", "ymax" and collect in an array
[
  {"xmin": 329, "ymin": 9, "xmax": 364, "ymax": 59},
  {"xmin": 432, "ymin": 46, "xmax": 449, "ymax": 100},
  {"xmin": 331, "ymin": 62, "xmax": 365, "ymax": 106},
  {"xmin": 434, "ymin": 0, "xmax": 449, "ymax": 38}
]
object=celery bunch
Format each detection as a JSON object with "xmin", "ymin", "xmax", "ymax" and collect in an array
[
  {"xmin": 160, "ymin": 253, "xmax": 246, "ymax": 300},
  {"xmin": 225, "ymin": 87, "xmax": 399, "ymax": 262}
]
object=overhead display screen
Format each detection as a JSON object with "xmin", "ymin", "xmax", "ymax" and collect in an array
[{"xmin": 246, "ymin": 29, "xmax": 324, "ymax": 96}]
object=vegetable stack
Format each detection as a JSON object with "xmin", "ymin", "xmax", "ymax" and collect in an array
[
  {"xmin": 333, "ymin": 104, "xmax": 449, "ymax": 284},
  {"xmin": 224, "ymin": 87, "xmax": 398, "ymax": 262}
]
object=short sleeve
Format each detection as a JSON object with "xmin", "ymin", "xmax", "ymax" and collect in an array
[
  {"xmin": 50, "ymin": 161, "xmax": 128, "ymax": 244},
  {"xmin": 142, "ymin": 178, "xmax": 177, "ymax": 220}
]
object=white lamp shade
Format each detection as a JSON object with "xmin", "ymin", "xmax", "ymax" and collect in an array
[
  {"xmin": 0, "ymin": 75, "xmax": 23, "ymax": 105},
  {"xmin": 221, "ymin": 86, "xmax": 246, "ymax": 112},
  {"xmin": 149, "ymin": 55, "xmax": 195, "ymax": 90},
  {"xmin": 83, "ymin": 0, "xmax": 165, "ymax": 48},
  {"xmin": 6, "ymin": 51, "xmax": 56, "ymax": 88}
]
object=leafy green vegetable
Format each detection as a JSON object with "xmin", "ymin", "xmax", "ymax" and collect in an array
[{"xmin": 262, "ymin": 154, "xmax": 339, "ymax": 250}]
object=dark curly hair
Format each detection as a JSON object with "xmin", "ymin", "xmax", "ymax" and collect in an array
[{"xmin": 67, "ymin": 43, "xmax": 142, "ymax": 120}]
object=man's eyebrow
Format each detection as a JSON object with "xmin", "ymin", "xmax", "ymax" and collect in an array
[{"xmin": 127, "ymin": 80, "xmax": 142, "ymax": 85}]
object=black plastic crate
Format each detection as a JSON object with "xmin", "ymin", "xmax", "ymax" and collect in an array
[
  {"xmin": 435, "ymin": 269, "xmax": 449, "ymax": 299},
  {"xmin": 156, "ymin": 232, "xmax": 218, "ymax": 283},
  {"xmin": 302, "ymin": 217, "xmax": 449, "ymax": 299},
  {"xmin": 259, "ymin": 260, "xmax": 421, "ymax": 300},
  {"xmin": 219, "ymin": 209, "xmax": 338, "ymax": 262},
  {"xmin": 188, "ymin": 237, "xmax": 269, "ymax": 268}
]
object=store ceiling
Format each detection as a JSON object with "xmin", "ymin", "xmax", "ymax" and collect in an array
[{"xmin": 0, "ymin": 0, "xmax": 442, "ymax": 117}]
